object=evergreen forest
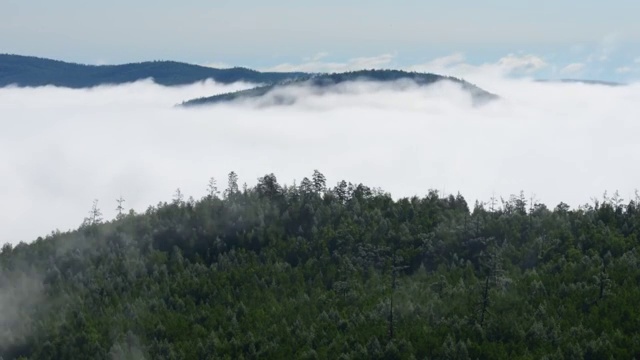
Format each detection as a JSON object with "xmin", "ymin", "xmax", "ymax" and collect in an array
[{"xmin": 2, "ymin": 171, "xmax": 640, "ymax": 359}]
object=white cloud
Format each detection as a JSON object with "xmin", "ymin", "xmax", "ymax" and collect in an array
[
  {"xmin": 202, "ymin": 61, "xmax": 233, "ymax": 69},
  {"xmin": 616, "ymin": 66, "xmax": 633, "ymax": 74},
  {"xmin": 560, "ymin": 63, "xmax": 586, "ymax": 74},
  {"xmin": 263, "ymin": 53, "xmax": 395, "ymax": 73},
  {"xmin": 407, "ymin": 53, "xmax": 547, "ymax": 86},
  {"xmin": 1, "ymin": 73, "xmax": 640, "ymax": 245},
  {"xmin": 420, "ymin": 53, "xmax": 466, "ymax": 69},
  {"xmin": 496, "ymin": 54, "xmax": 547, "ymax": 73},
  {"xmin": 267, "ymin": 52, "xmax": 548, "ymax": 81},
  {"xmin": 634, "ymin": 57, "xmax": 640, "ymax": 64}
]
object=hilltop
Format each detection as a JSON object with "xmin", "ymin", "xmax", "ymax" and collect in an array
[{"xmin": 181, "ymin": 70, "xmax": 498, "ymax": 107}]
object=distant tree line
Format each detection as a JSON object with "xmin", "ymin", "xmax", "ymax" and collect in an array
[{"xmin": 0, "ymin": 54, "xmax": 304, "ymax": 88}]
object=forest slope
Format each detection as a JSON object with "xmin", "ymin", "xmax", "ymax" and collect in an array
[{"xmin": 1, "ymin": 172, "xmax": 639, "ymax": 359}]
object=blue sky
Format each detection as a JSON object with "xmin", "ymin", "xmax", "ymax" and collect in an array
[{"xmin": 1, "ymin": 0, "xmax": 639, "ymax": 81}]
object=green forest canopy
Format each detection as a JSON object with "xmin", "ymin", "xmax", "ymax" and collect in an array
[{"xmin": 1, "ymin": 171, "xmax": 639, "ymax": 359}]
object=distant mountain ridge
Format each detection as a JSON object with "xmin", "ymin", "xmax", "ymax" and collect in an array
[
  {"xmin": 0, "ymin": 54, "xmax": 305, "ymax": 88},
  {"xmin": 0, "ymin": 55, "xmax": 498, "ymax": 106},
  {"xmin": 536, "ymin": 79, "xmax": 625, "ymax": 86},
  {"xmin": 181, "ymin": 70, "xmax": 498, "ymax": 107}
]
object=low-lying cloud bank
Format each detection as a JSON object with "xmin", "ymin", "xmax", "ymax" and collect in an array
[{"xmin": 1, "ymin": 76, "xmax": 639, "ymax": 244}]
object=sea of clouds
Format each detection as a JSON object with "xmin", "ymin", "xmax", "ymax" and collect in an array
[{"xmin": 1, "ymin": 75, "xmax": 639, "ymax": 244}]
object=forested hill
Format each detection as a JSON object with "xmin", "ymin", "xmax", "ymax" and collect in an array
[
  {"xmin": 2, "ymin": 171, "xmax": 640, "ymax": 359},
  {"xmin": 0, "ymin": 54, "xmax": 306, "ymax": 88},
  {"xmin": 181, "ymin": 70, "xmax": 498, "ymax": 107}
]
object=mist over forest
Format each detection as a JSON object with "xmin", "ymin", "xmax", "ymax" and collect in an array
[
  {"xmin": 1, "ymin": 74, "xmax": 639, "ymax": 244},
  {"xmin": 4, "ymin": 0, "xmax": 640, "ymax": 357},
  {"xmin": 2, "ymin": 49, "xmax": 640, "ymax": 359}
]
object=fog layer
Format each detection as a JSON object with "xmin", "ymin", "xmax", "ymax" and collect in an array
[{"xmin": 1, "ymin": 77, "xmax": 639, "ymax": 244}]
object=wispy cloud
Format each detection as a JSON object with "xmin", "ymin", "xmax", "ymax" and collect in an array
[
  {"xmin": 202, "ymin": 61, "xmax": 233, "ymax": 69},
  {"xmin": 263, "ymin": 53, "xmax": 396, "ymax": 73},
  {"xmin": 263, "ymin": 52, "xmax": 548, "ymax": 80},
  {"xmin": 560, "ymin": 63, "xmax": 586, "ymax": 74},
  {"xmin": 406, "ymin": 53, "xmax": 548, "ymax": 85},
  {"xmin": 496, "ymin": 54, "xmax": 547, "ymax": 73},
  {"xmin": 413, "ymin": 53, "xmax": 466, "ymax": 69}
]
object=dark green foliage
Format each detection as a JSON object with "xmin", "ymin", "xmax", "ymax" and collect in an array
[
  {"xmin": 2, "ymin": 172, "xmax": 640, "ymax": 359},
  {"xmin": 0, "ymin": 54, "xmax": 305, "ymax": 88},
  {"xmin": 181, "ymin": 70, "xmax": 498, "ymax": 107}
]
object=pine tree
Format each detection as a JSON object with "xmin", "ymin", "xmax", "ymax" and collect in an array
[
  {"xmin": 312, "ymin": 170, "xmax": 326, "ymax": 194},
  {"xmin": 116, "ymin": 196, "xmax": 126, "ymax": 220},
  {"xmin": 225, "ymin": 171, "xmax": 239, "ymax": 198},
  {"xmin": 83, "ymin": 199, "xmax": 103, "ymax": 226},
  {"xmin": 207, "ymin": 177, "xmax": 220, "ymax": 199},
  {"xmin": 173, "ymin": 188, "xmax": 184, "ymax": 205}
]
